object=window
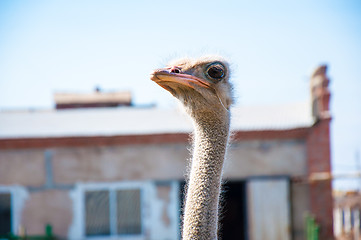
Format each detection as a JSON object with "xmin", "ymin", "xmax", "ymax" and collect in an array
[
  {"xmin": 116, "ymin": 189, "xmax": 141, "ymax": 234},
  {"xmin": 85, "ymin": 190, "xmax": 110, "ymax": 236},
  {"xmin": 84, "ymin": 189, "xmax": 142, "ymax": 237},
  {"xmin": 69, "ymin": 181, "xmax": 182, "ymax": 240},
  {"xmin": 75, "ymin": 182, "xmax": 146, "ymax": 239}
]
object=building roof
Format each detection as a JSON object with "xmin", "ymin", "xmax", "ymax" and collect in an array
[
  {"xmin": 54, "ymin": 90, "xmax": 132, "ymax": 109},
  {"xmin": 0, "ymin": 101, "xmax": 314, "ymax": 139},
  {"xmin": 54, "ymin": 91, "xmax": 131, "ymax": 105},
  {"xmin": 334, "ymin": 192, "xmax": 361, "ymax": 209}
]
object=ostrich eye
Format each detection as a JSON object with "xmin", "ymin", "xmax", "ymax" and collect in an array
[{"xmin": 206, "ymin": 63, "xmax": 225, "ymax": 82}]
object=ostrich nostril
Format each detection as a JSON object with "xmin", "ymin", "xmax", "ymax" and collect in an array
[{"xmin": 170, "ymin": 66, "xmax": 181, "ymax": 74}]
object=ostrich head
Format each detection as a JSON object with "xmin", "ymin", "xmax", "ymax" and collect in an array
[{"xmin": 150, "ymin": 56, "xmax": 233, "ymax": 117}]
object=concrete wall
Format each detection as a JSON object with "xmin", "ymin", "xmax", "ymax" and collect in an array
[
  {"xmin": 50, "ymin": 139, "xmax": 307, "ymax": 183},
  {"xmin": 0, "ymin": 139, "xmax": 307, "ymax": 185},
  {"xmin": 51, "ymin": 144, "xmax": 189, "ymax": 183},
  {"xmin": 0, "ymin": 149, "xmax": 45, "ymax": 186},
  {"xmin": 226, "ymin": 139, "xmax": 307, "ymax": 178},
  {"xmin": 22, "ymin": 190, "xmax": 72, "ymax": 236}
]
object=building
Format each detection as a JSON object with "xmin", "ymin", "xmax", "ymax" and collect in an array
[
  {"xmin": 0, "ymin": 67, "xmax": 333, "ymax": 240},
  {"xmin": 334, "ymin": 191, "xmax": 361, "ymax": 240}
]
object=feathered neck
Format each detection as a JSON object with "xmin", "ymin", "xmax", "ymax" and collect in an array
[{"xmin": 182, "ymin": 110, "xmax": 230, "ymax": 240}]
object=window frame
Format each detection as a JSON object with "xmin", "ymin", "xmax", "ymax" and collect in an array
[{"xmin": 73, "ymin": 181, "xmax": 149, "ymax": 240}]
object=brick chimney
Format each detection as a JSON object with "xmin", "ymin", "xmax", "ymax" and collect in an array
[
  {"xmin": 310, "ymin": 65, "xmax": 331, "ymax": 120},
  {"xmin": 307, "ymin": 64, "xmax": 334, "ymax": 239}
]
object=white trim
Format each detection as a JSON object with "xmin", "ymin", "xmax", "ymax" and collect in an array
[
  {"xmin": 0, "ymin": 185, "xmax": 28, "ymax": 235},
  {"xmin": 172, "ymin": 181, "xmax": 181, "ymax": 240},
  {"xmin": 148, "ymin": 181, "xmax": 180, "ymax": 240}
]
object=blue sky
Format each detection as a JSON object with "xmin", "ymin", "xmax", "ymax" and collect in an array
[{"xmin": 0, "ymin": 0, "xmax": 360, "ymax": 190}]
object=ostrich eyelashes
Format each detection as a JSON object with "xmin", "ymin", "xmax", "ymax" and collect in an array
[{"xmin": 205, "ymin": 63, "xmax": 225, "ymax": 83}]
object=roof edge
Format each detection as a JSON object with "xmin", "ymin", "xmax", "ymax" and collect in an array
[{"xmin": 0, "ymin": 127, "xmax": 310, "ymax": 150}]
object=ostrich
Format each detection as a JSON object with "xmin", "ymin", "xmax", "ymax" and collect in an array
[{"xmin": 150, "ymin": 56, "xmax": 233, "ymax": 240}]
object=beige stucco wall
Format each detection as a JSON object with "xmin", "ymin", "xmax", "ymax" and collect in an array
[
  {"xmin": 226, "ymin": 139, "xmax": 307, "ymax": 178},
  {"xmin": 0, "ymin": 149, "xmax": 45, "ymax": 186},
  {"xmin": 22, "ymin": 190, "xmax": 72, "ymax": 237},
  {"xmin": 0, "ymin": 138, "xmax": 308, "ymax": 239},
  {"xmin": 0, "ymin": 139, "xmax": 307, "ymax": 186},
  {"xmin": 52, "ymin": 144, "xmax": 189, "ymax": 184},
  {"xmin": 50, "ymin": 139, "xmax": 306, "ymax": 184}
]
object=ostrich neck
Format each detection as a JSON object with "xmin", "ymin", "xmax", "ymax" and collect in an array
[{"xmin": 182, "ymin": 111, "xmax": 230, "ymax": 240}]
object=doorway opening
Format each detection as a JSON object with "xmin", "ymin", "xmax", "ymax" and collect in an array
[{"xmin": 179, "ymin": 180, "xmax": 247, "ymax": 240}]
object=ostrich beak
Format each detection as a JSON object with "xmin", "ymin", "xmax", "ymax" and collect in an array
[{"xmin": 150, "ymin": 69, "xmax": 211, "ymax": 91}]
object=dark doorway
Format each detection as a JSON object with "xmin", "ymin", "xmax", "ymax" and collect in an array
[
  {"xmin": 0, "ymin": 193, "xmax": 11, "ymax": 235},
  {"xmin": 220, "ymin": 181, "xmax": 247, "ymax": 240},
  {"xmin": 179, "ymin": 181, "xmax": 247, "ymax": 240}
]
